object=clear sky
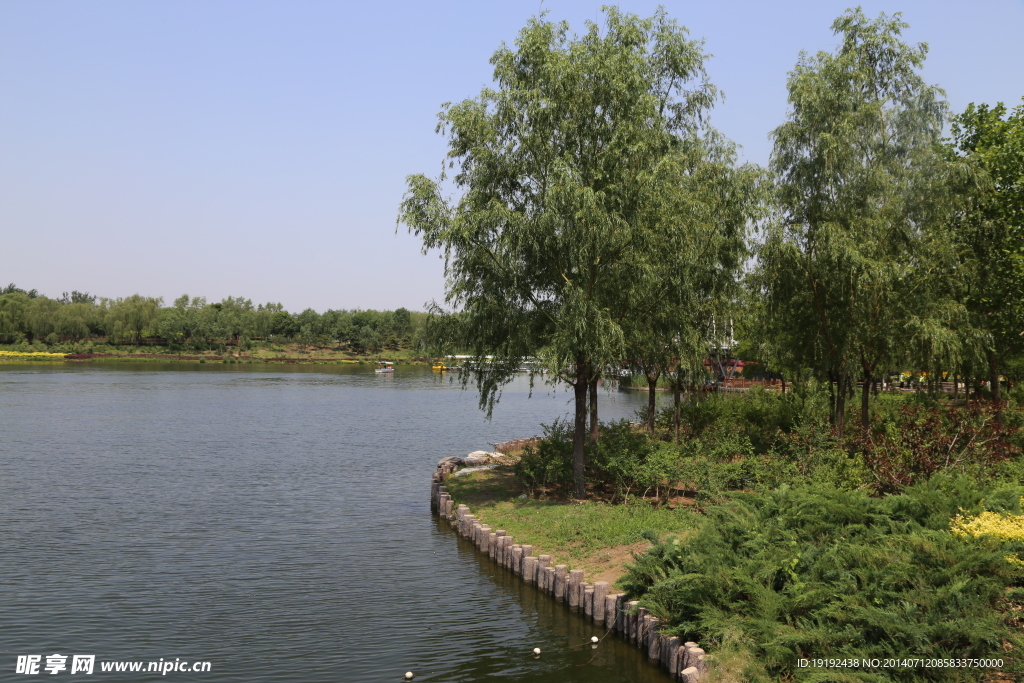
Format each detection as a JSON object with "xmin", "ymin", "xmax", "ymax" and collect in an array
[{"xmin": 2, "ymin": 1, "xmax": 1022, "ymax": 313}]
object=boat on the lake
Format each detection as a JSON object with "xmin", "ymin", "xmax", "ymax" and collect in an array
[{"xmin": 374, "ymin": 361, "xmax": 394, "ymax": 374}]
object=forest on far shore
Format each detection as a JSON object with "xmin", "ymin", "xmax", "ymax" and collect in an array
[{"xmin": 0, "ymin": 284, "xmax": 426, "ymax": 355}]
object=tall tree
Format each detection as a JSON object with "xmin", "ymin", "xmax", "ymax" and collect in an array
[
  {"xmin": 757, "ymin": 9, "xmax": 947, "ymax": 430},
  {"xmin": 625, "ymin": 131, "xmax": 761, "ymax": 438},
  {"xmin": 399, "ymin": 7, "xmax": 719, "ymax": 497},
  {"xmin": 949, "ymin": 99, "xmax": 1024, "ymax": 422},
  {"xmin": 104, "ymin": 295, "xmax": 162, "ymax": 345}
]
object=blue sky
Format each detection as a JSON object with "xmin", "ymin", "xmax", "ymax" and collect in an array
[{"xmin": 2, "ymin": 0, "xmax": 1022, "ymax": 312}]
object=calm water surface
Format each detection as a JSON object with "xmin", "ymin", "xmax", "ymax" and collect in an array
[{"xmin": 1, "ymin": 364, "xmax": 672, "ymax": 682}]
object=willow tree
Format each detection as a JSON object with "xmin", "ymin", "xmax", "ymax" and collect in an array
[
  {"xmin": 625, "ymin": 131, "xmax": 762, "ymax": 438},
  {"xmin": 757, "ymin": 9, "xmax": 947, "ymax": 430},
  {"xmin": 399, "ymin": 7, "xmax": 718, "ymax": 498},
  {"xmin": 949, "ymin": 100, "xmax": 1024, "ymax": 421}
]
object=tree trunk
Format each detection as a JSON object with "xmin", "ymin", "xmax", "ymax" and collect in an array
[
  {"xmin": 673, "ymin": 376, "xmax": 682, "ymax": 443},
  {"xmin": 647, "ymin": 377, "xmax": 658, "ymax": 434},
  {"xmin": 828, "ymin": 371, "xmax": 837, "ymax": 425},
  {"xmin": 572, "ymin": 358, "xmax": 588, "ymax": 499},
  {"xmin": 780, "ymin": 374, "xmax": 786, "ymax": 395},
  {"xmin": 861, "ymin": 371, "xmax": 871, "ymax": 431},
  {"xmin": 835, "ymin": 374, "xmax": 846, "ymax": 432},
  {"xmin": 589, "ymin": 373, "xmax": 600, "ymax": 444},
  {"xmin": 987, "ymin": 349, "xmax": 1003, "ymax": 426}
]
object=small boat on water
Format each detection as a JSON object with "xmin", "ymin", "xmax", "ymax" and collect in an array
[
  {"xmin": 375, "ymin": 361, "xmax": 395, "ymax": 374},
  {"xmin": 431, "ymin": 362, "xmax": 447, "ymax": 372}
]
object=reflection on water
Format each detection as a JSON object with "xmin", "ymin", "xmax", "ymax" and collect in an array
[{"xmin": 0, "ymin": 364, "xmax": 670, "ymax": 682}]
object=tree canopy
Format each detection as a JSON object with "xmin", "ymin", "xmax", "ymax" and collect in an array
[
  {"xmin": 400, "ymin": 7, "xmax": 755, "ymax": 497},
  {"xmin": 755, "ymin": 8, "xmax": 949, "ymax": 429}
]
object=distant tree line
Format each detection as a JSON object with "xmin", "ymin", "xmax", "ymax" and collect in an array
[{"xmin": 0, "ymin": 284, "xmax": 421, "ymax": 353}]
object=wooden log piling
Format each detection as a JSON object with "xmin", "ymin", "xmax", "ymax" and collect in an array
[{"xmin": 431, "ymin": 454, "xmax": 711, "ymax": 682}]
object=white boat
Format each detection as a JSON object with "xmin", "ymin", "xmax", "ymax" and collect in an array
[{"xmin": 374, "ymin": 361, "xmax": 395, "ymax": 374}]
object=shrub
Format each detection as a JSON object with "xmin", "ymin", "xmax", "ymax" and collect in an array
[
  {"xmin": 621, "ymin": 479, "xmax": 1024, "ymax": 682},
  {"xmin": 512, "ymin": 418, "xmax": 574, "ymax": 495},
  {"xmin": 858, "ymin": 402, "xmax": 1016, "ymax": 494}
]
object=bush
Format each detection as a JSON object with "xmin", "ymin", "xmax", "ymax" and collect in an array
[
  {"xmin": 512, "ymin": 418, "xmax": 574, "ymax": 495},
  {"xmin": 621, "ymin": 478, "xmax": 1024, "ymax": 682},
  {"xmin": 858, "ymin": 402, "xmax": 1016, "ymax": 494}
]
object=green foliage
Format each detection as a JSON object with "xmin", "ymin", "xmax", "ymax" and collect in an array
[
  {"xmin": 0, "ymin": 284, "xmax": 423, "ymax": 353},
  {"xmin": 946, "ymin": 98, "xmax": 1024, "ymax": 407},
  {"xmin": 400, "ymin": 6, "xmax": 743, "ymax": 497},
  {"xmin": 756, "ymin": 8, "xmax": 953, "ymax": 430},
  {"xmin": 622, "ymin": 480, "xmax": 1024, "ymax": 681},
  {"xmin": 513, "ymin": 418, "xmax": 575, "ymax": 494}
]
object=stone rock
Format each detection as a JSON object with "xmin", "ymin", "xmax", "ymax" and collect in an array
[
  {"xmin": 463, "ymin": 450, "xmax": 497, "ymax": 466},
  {"xmin": 437, "ymin": 456, "xmax": 464, "ymax": 467},
  {"xmin": 450, "ymin": 464, "xmax": 500, "ymax": 477}
]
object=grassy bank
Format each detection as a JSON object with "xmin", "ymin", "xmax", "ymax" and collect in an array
[{"xmin": 444, "ymin": 465, "xmax": 699, "ymax": 585}]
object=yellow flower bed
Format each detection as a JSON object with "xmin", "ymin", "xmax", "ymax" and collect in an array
[
  {"xmin": 952, "ymin": 499, "xmax": 1024, "ymax": 565},
  {"xmin": 0, "ymin": 350, "xmax": 67, "ymax": 360}
]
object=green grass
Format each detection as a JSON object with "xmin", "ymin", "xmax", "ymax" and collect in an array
[{"xmin": 445, "ymin": 467, "xmax": 698, "ymax": 583}]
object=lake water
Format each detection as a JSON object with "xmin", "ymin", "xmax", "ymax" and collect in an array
[{"xmin": 1, "ymin": 363, "xmax": 673, "ymax": 682}]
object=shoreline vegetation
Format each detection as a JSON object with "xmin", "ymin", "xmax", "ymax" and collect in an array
[
  {"xmin": 0, "ymin": 284, "xmax": 443, "ymax": 364},
  {"xmin": 447, "ymin": 389, "xmax": 1024, "ymax": 682},
  {"xmin": 444, "ymin": 455, "xmax": 696, "ymax": 587},
  {"xmin": 0, "ymin": 345, "xmax": 434, "ymax": 365}
]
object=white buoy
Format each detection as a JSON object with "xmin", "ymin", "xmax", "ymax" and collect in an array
[
  {"xmin": 533, "ymin": 648, "xmax": 541, "ymax": 655},
  {"xmin": 591, "ymin": 636, "xmax": 599, "ymax": 643},
  {"xmin": 404, "ymin": 673, "xmax": 414, "ymax": 680}
]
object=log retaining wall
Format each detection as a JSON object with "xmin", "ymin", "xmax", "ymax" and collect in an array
[{"xmin": 431, "ymin": 459, "xmax": 710, "ymax": 682}]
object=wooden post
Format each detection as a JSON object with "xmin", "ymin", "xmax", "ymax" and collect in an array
[
  {"xmin": 542, "ymin": 567, "xmax": 555, "ymax": 594},
  {"xmin": 592, "ymin": 582, "xmax": 608, "ymax": 623},
  {"xmin": 553, "ymin": 565, "xmax": 567, "ymax": 601},
  {"xmin": 625, "ymin": 601, "xmax": 638, "ymax": 640},
  {"xmin": 646, "ymin": 618, "xmax": 661, "ymax": 661},
  {"xmin": 636, "ymin": 608, "xmax": 649, "ymax": 647},
  {"xmin": 511, "ymin": 545, "xmax": 523, "ymax": 574},
  {"xmin": 491, "ymin": 530, "xmax": 505, "ymax": 561},
  {"xmin": 568, "ymin": 569, "xmax": 583, "ymax": 610},
  {"xmin": 604, "ymin": 594, "xmax": 617, "ymax": 630},
  {"xmin": 672, "ymin": 646, "xmax": 687, "ymax": 677},
  {"xmin": 684, "ymin": 646, "xmax": 705, "ymax": 671},
  {"xmin": 537, "ymin": 555, "xmax": 551, "ymax": 590},
  {"xmin": 478, "ymin": 525, "xmax": 490, "ymax": 552},
  {"xmin": 521, "ymin": 545, "xmax": 533, "ymax": 562},
  {"xmin": 664, "ymin": 636, "xmax": 681, "ymax": 673},
  {"xmin": 680, "ymin": 667, "xmax": 700, "ymax": 683},
  {"xmin": 522, "ymin": 556, "xmax": 538, "ymax": 583},
  {"xmin": 612, "ymin": 594, "xmax": 625, "ymax": 632},
  {"xmin": 583, "ymin": 585, "xmax": 594, "ymax": 618}
]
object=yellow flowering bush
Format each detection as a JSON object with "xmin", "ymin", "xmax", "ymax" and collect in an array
[
  {"xmin": 0, "ymin": 350, "xmax": 66, "ymax": 360},
  {"xmin": 951, "ymin": 498, "xmax": 1024, "ymax": 565}
]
